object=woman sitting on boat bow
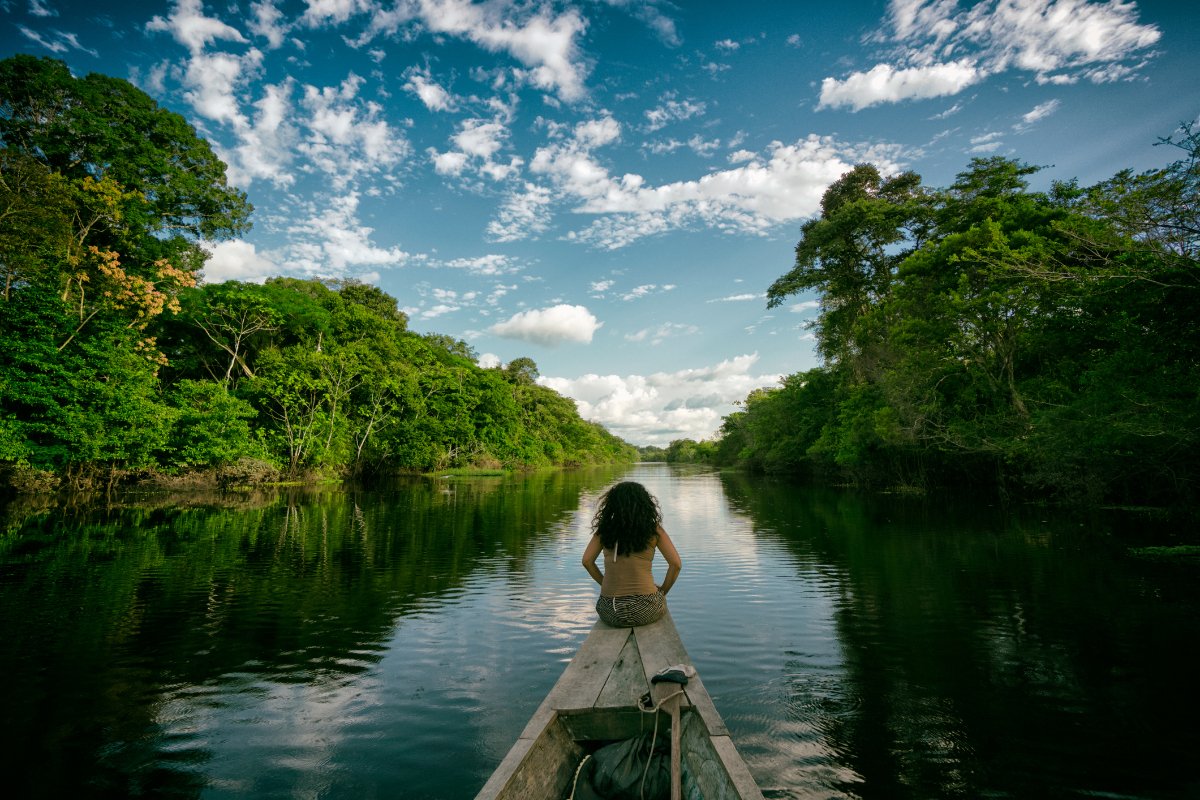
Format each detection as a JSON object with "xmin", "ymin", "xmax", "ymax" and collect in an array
[{"xmin": 582, "ymin": 481, "xmax": 682, "ymax": 627}]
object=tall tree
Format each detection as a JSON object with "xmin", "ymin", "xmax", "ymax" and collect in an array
[
  {"xmin": 767, "ymin": 164, "xmax": 927, "ymax": 375},
  {"xmin": 0, "ymin": 56, "xmax": 252, "ymax": 483}
]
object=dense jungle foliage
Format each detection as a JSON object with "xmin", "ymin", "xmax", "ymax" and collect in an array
[
  {"xmin": 716, "ymin": 130, "xmax": 1200, "ymax": 507},
  {"xmin": 0, "ymin": 55, "xmax": 635, "ymax": 491}
]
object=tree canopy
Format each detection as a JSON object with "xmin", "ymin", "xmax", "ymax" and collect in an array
[
  {"xmin": 721, "ymin": 134, "xmax": 1200, "ymax": 508},
  {"xmin": 0, "ymin": 58, "xmax": 634, "ymax": 491}
]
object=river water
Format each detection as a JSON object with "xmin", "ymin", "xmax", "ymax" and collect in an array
[{"xmin": 1, "ymin": 464, "xmax": 1197, "ymax": 799}]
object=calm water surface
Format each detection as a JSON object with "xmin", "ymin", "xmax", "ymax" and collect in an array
[{"xmin": 1, "ymin": 464, "xmax": 1198, "ymax": 799}]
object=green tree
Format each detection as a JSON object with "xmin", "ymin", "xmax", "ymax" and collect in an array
[
  {"xmin": 0, "ymin": 58, "xmax": 252, "ymax": 486},
  {"xmin": 767, "ymin": 164, "xmax": 927, "ymax": 375}
]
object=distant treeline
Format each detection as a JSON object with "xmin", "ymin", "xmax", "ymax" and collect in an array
[
  {"xmin": 0, "ymin": 55, "xmax": 634, "ymax": 492},
  {"xmin": 699, "ymin": 132, "xmax": 1200, "ymax": 507}
]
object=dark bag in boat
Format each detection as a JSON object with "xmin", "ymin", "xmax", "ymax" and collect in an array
[{"xmin": 579, "ymin": 728, "xmax": 671, "ymax": 800}]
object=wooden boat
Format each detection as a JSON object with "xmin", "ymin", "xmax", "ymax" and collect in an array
[{"xmin": 475, "ymin": 611, "xmax": 764, "ymax": 799}]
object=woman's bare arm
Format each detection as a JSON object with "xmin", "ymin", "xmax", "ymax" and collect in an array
[
  {"xmin": 582, "ymin": 534, "xmax": 604, "ymax": 587},
  {"xmin": 655, "ymin": 526, "xmax": 681, "ymax": 596}
]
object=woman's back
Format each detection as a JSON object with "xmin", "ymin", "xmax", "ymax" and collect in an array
[{"xmin": 600, "ymin": 541, "xmax": 657, "ymax": 596}]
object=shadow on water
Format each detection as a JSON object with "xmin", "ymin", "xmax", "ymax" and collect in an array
[
  {"xmin": 719, "ymin": 473, "xmax": 1200, "ymax": 800},
  {"xmin": 0, "ymin": 468, "xmax": 626, "ymax": 799}
]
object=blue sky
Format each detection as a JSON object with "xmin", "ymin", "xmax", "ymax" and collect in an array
[{"xmin": 4, "ymin": 0, "xmax": 1198, "ymax": 445}]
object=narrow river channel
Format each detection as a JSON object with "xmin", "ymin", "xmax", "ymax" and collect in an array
[{"xmin": 1, "ymin": 463, "xmax": 1197, "ymax": 798}]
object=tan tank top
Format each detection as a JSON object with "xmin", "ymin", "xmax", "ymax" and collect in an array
[{"xmin": 600, "ymin": 540, "xmax": 658, "ymax": 596}]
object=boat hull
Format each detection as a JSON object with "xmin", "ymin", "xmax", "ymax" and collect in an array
[{"xmin": 475, "ymin": 611, "xmax": 763, "ymax": 800}]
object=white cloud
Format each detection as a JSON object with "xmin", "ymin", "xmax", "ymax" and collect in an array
[
  {"xmin": 541, "ymin": 353, "xmax": 782, "ymax": 445},
  {"xmin": 301, "ymin": 0, "xmax": 374, "ymax": 28},
  {"xmin": 298, "ymin": 73, "xmax": 410, "ymax": 189},
  {"xmin": 29, "ymin": 0, "xmax": 57, "ymax": 17},
  {"xmin": 440, "ymin": 254, "xmax": 522, "ymax": 275},
  {"xmin": 708, "ymin": 293, "xmax": 763, "ymax": 303},
  {"xmin": 489, "ymin": 304, "xmax": 602, "ymax": 346},
  {"xmin": 714, "ymin": 39, "xmax": 739, "ymax": 52},
  {"xmin": 966, "ymin": 0, "xmax": 1161, "ymax": 75},
  {"xmin": 624, "ymin": 323, "xmax": 699, "ymax": 345},
  {"xmin": 285, "ymin": 192, "xmax": 411, "ymax": 274},
  {"xmin": 477, "ymin": 352, "xmax": 502, "ymax": 369},
  {"xmin": 18, "ymin": 25, "xmax": 99, "ymax": 57},
  {"xmin": 146, "ymin": 3, "xmax": 322, "ymax": 192},
  {"xmin": 819, "ymin": 60, "xmax": 982, "ymax": 111},
  {"xmin": 969, "ymin": 132, "xmax": 1004, "ymax": 153},
  {"xmin": 487, "ymin": 182, "xmax": 555, "ymax": 242},
  {"xmin": 220, "ymin": 79, "xmax": 298, "ymax": 188},
  {"xmin": 1018, "ymin": 98, "xmax": 1061, "ymax": 127},
  {"xmin": 404, "ymin": 66, "xmax": 456, "ymax": 111},
  {"xmin": 179, "ymin": 49, "xmax": 264, "ymax": 128},
  {"xmin": 644, "ymin": 94, "xmax": 707, "ymax": 132},
  {"xmin": 204, "ymin": 237, "xmax": 283, "ymax": 284},
  {"xmin": 605, "ymin": 0, "xmax": 680, "ymax": 46},
  {"xmin": 430, "ymin": 149, "xmax": 470, "ymax": 175},
  {"xmin": 418, "ymin": 0, "xmax": 591, "ymax": 101},
  {"xmin": 589, "ymin": 280, "xmax": 614, "ymax": 294},
  {"xmin": 430, "ymin": 116, "xmax": 523, "ymax": 182},
  {"xmin": 147, "ymin": 0, "xmax": 248, "ymax": 55},
  {"xmin": 249, "ymin": 1, "xmax": 289, "ymax": 49},
  {"xmin": 201, "ymin": 239, "xmax": 280, "ymax": 283},
  {"xmin": 535, "ymin": 134, "xmax": 902, "ymax": 249},
  {"xmin": 621, "ymin": 284, "xmax": 675, "ymax": 301},
  {"xmin": 930, "ymin": 101, "xmax": 964, "ymax": 120},
  {"xmin": 824, "ymin": 0, "xmax": 1161, "ymax": 110}
]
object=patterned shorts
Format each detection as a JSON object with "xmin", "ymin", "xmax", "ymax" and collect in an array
[{"xmin": 596, "ymin": 592, "xmax": 666, "ymax": 628}]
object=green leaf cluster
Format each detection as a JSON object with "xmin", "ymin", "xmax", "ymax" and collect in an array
[
  {"xmin": 725, "ymin": 130, "xmax": 1200, "ymax": 507},
  {"xmin": 0, "ymin": 57, "xmax": 634, "ymax": 490}
]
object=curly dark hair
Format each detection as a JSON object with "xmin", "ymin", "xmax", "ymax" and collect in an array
[{"xmin": 591, "ymin": 481, "xmax": 661, "ymax": 554}]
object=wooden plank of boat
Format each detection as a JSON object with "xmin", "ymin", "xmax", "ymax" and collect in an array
[{"xmin": 475, "ymin": 611, "xmax": 764, "ymax": 800}]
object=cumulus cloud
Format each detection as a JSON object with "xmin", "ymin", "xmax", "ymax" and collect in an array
[
  {"xmin": 221, "ymin": 79, "xmax": 298, "ymax": 187},
  {"xmin": 201, "ymin": 239, "xmax": 281, "ymax": 283},
  {"xmin": 147, "ymin": 0, "xmax": 248, "ymax": 55},
  {"xmin": 820, "ymin": 0, "xmax": 1161, "ymax": 110},
  {"xmin": 404, "ymin": 66, "xmax": 456, "ymax": 111},
  {"xmin": 819, "ymin": 60, "xmax": 982, "ymax": 111},
  {"xmin": 535, "ymin": 133, "xmax": 903, "ymax": 249},
  {"xmin": 148, "ymin": 3, "xmax": 408, "ymax": 192},
  {"xmin": 541, "ymin": 353, "xmax": 782, "ymax": 445},
  {"xmin": 430, "ymin": 116, "xmax": 523, "ymax": 181},
  {"xmin": 285, "ymin": 192, "xmax": 411, "ymax": 275},
  {"xmin": 489, "ymin": 304, "xmax": 602, "ymax": 346},
  {"xmin": 249, "ymin": 1, "xmax": 289, "ymax": 49},
  {"xmin": 644, "ymin": 94, "xmax": 707, "ymax": 131},
  {"xmin": 417, "ymin": 1, "xmax": 591, "ymax": 101},
  {"xmin": 298, "ymin": 73, "xmax": 410, "ymax": 189}
]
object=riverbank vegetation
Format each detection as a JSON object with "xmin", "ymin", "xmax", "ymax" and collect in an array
[
  {"xmin": 715, "ymin": 129, "xmax": 1199, "ymax": 508},
  {"xmin": 0, "ymin": 56, "xmax": 634, "ymax": 493}
]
